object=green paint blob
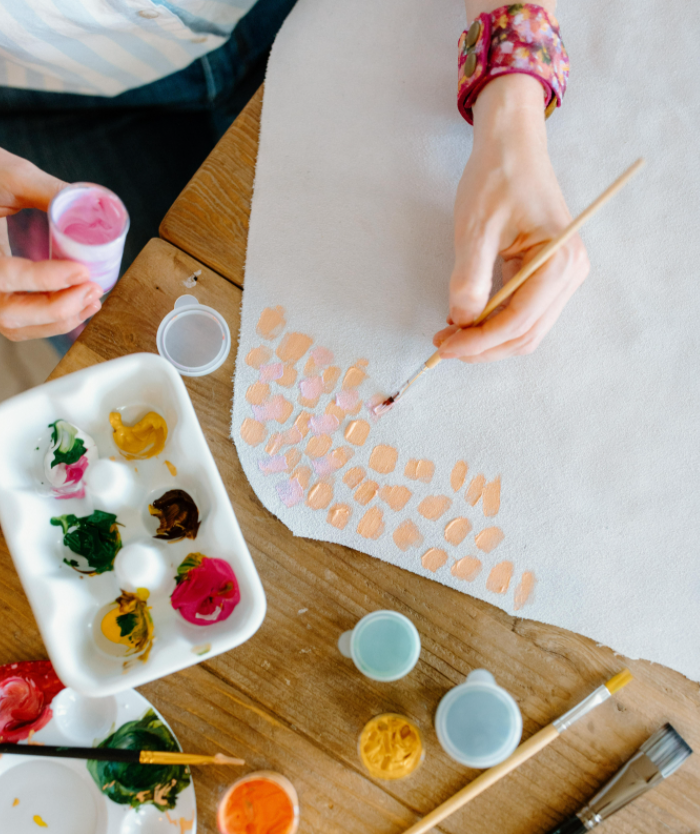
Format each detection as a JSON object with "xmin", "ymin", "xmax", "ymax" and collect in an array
[
  {"xmin": 50, "ymin": 510, "xmax": 123, "ymax": 574},
  {"xmin": 48, "ymin": 420, "xmax": 87, "ymax": 468},
  {"xmin": 87, "ymin": 709, "xmax": 190, "ymax": 810}
]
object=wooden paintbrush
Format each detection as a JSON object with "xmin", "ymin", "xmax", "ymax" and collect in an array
[
  {"xmin": 375, "ymin": 158, "xmax": 645, "ymax": 415},
  {"xmin": 401, "ymin": 669, "xmax": 633, "ymax": 834},
  {"xmin": 0, "ymin": 743, "xmax": 244, "ymax": 766}
]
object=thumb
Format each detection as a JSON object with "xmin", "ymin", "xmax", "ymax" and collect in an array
[
  {"xmin": 0, "ymin": 148, "xmax": 67, "ymax": 215},
  {"xmin": 449, "ymin": 227, "xmax": 501, "ymax": 326}
]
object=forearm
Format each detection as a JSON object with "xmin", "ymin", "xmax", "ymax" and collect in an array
[{"xmin": 464, "ymin": 0, "xmax": 556, "ymax": 19}]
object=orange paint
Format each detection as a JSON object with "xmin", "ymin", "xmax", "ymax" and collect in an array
[
  {"xmin": 417, "ymin": 495, "xmax": 451, "ymax": 520},
  {"xmin": 368, "ymin": 445, "xmax": 398, "ymax": 474},
  {"xmin": 466, "ymin": 474, "xmax": 485, "ymax": 506},
  {"xmin": 265, "ymin": 426, "xmax": 302, "ymax": 455},
  {"xmin": 486, "ymin": 561, "xmax": 514, "ymax": 594},
  {"xmin": 246, "ymin": 381, "xmax": 270, "ymax": 405},
  {"xmin": 276, "ymin": 332, "xmax": 313, "ymax": 363},
  {"xmin": 450, "ymin": 461, "xmax": 468, "ymax": 492},
  {"xmin": 305, "ymin": 435, "xmax": 332, "ymax": 458},
  {"xmin": 421, "ymin": 548, "xmax": 447, "ymax": 572},
  {"xmin": 330, "ymin": 447, "xmax": 353, "ymax": 468},
  {"xmin": 217, "ymin": 776, "xmax": 296, "ymax": 834},
  {"xmin": 294, "ymin": 412, "xmax": 311, "ymax": 438},
  {"xmin": 164, "ymin": 460, "xmax": 177, "ymax": 477},
  {"xmin": 357, "ymin": 506, "xmax": 385, "ymax": 539},
  {"xmin": 482, "ymin": 476, "xmax": 501, "ymax": 517},
  {"xmin": 256, "ymin": 306, "xmax": 286, "ymax": 339},
  {"xmin": 290, "ymin": 466, "xmax": 311, "ymax": 489},
  {"xmin": 344, "ymin": 420, "xmax": 370, "ymax": 446},
  {"xmin": 451, "ymin": 556, "xmax": 482, "ymax": 582},
  {"xmin": 354, "ymin": 480, "xmax": 379, "ymax": 506},
  {"xmin": 342, "ymin": 359, "xmax": 368, "ymax": 389},
  {"xmin": 379, "ymin": 485, "xmax": 412, "ymax": 512},
  {"xmin": 443, "ymin": 517, "xmax": 472, "ymax": 545},
  {"xmin": 285, "ymin": 448, "xmax": 302, "ymax": 470},
  {"xmin": 322, "ymin": 366, "xmax": 341, "ymax": 393},
  {"xmin": 343, "ymin": 467, "xmax": 366, "ymax": 488},
  {"xmin": 325, "ymin": 402, "xmax": 346, "ymax": 423},
  {"xmin": 513, "ymin": 571, "xmax": 537, "ymax": 610},
  {"xmin": 475, "ymin": 526, "xmax": 505, "ymax": 553},
  {"xmin": 392, "ymin": 520, "xmax": 423, "ymax": 552},
  {"xmin": 327, "ymin": 503, "xmax": 351, "ymax": 530},
  {"xmin": 277, "ymin": 364, "xmax": 297, "ymax": 387},
  {"xmin": 306, "ymin": 482, "xmax": 334, "ymax": 510},
  {"xmin": 240, "ymin": 418, "xmax": 267, "ymax": 447},
  {"xmin": 165, "ymin": 812, "xmax": 195, "ymax": 834},
  {"xmin": 246, "ymin": 346, "xmax": 273, "ymax": 368},
  {"xmin": 404, "ymin": 459, "xmax": 434, "ymax": 483}
]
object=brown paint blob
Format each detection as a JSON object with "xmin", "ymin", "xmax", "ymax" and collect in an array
[
  {"xmin": 357, "ymin": 506, "xmax": 385, "ymax": 539},
  {"xmin": 276, "ymin": 332, "xmax": 313, "ymax": 363},
  {"xmin": 451, "ymin": 556, "xmax": 482, "ymax": 582},
  {"xmin": 256, "ymin": 306, "xmax": 286, "ymax": 339},
  {"xmin": 444, "ymin": 517, "xmax": 472, "ymax": 546},
  {"xmin": 514, "ymin": 571, "xmax": 537, "ymax": 610},
  {"xmin": 369, "ymin": 445, "xmax": 398, "ymax": 474},
  {"xmin": 393, "ymin": 520, "xmax": 423, "ymax": 552},
  {"xmin": 404, "ymin": 459, "xmax": 434, "ymax": 483},
  {"xmin": 417, "ymin": 495, "xmax": 451, "ymax": 521},
  {"xmin": 466, "ymin": 474, "xmax": 486, "ymax": 506},
  {"xmin": 306, "ymin": 435, "xmax": 333, "ymax": 458},
  {"xmin": 475, "ymin": 526, "xmax": 505, "ymax": 553},
  {"xmin": 307, "ymin": 482, "xmax": 334, "ymax": 510},
  {"xmin": 354, "ymin": 480, "xmax": 379, "ymax": 506},
  {"xmin": 482, "ymin": 477, "xmax": 501, "ymax": 517},
  {"xmin": 240, "ymin": 418, "xmax": 266, "ymax": 447},
  {"xmin": 327, "ymin": 503, "xmax": 351, "ymax": 530},
  {"xmin": 343, "ymin": 467, "xmax": 366, "ymax": 488},
  {"xmin": 379, "ymin": 485, "xmax": 412, "ymax": 512},
  {"xmin": 246, "ymin": 346, "xmax": 273, "ymax": 368},
  {"xmin": 450, "ymin": 461, "xmax": 468, "ymax": 492},
  {"xmin": 344, "ymin": 420, "xmax": 370, "ymax": 446},
  {"xmin": 486, "ymin": 561, "xmax": 514, "ymax": 594},
  {"xmin": 422, "ymin": 548, "xmax": 448, "ymax": 572},
  {"xmin": 245, "ymin": 381, "xmax": 270, "ymax": 405},
  {"xmin": 278, "ymin": 364, "xmax": 297, "ymax": 387},
  {"xmin": 342, "ymin": 359, "xmax": 369, "ymax": 389}
]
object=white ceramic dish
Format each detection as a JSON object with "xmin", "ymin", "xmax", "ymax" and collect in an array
[
  {"xmin": 0, "ymin": 685, "xmax": 197, "ymax": 834},
  {"xmin": 0, "ymin": 353, "xmax": 266, "ymax": 696}
]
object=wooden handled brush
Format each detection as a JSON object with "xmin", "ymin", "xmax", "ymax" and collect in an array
[{"xmin": 0, "ymin": 743, "xmax": 244, "ymax": 766}]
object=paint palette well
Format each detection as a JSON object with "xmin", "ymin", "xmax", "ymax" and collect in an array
[
  {"xmin": 0, "ymin": 686, "xmax": 197, "ymax": 834},
  {"xmin": 0, "ymin": 353, "xmax": 266, "ymax": 696}
]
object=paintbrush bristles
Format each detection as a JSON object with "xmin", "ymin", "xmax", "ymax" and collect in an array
[
  {"xmin": 139, "ymin": 751, "xmax": 245, "ymax": 766},
  {"xmin": 641, "ymin": 723, "xmax": 693, "ymax": 778},
  {"xmin": 605, "ymin": 668, "xmax": 633, "ymax": 694}
]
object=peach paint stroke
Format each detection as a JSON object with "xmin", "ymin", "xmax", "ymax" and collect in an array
[
  {"xmin": 513, "ymin": 571, "xmax": 536, "ymax": 610},
  {"xmin": 404, "ymin": 459, "xmax": 434, "ymax": 483},
  {"xmin": 451, "ymin": 556, "xmax": 482, "ymax": 582},
  {"xmin": 393, "ymin": 520, "xmax": 423, "ymax": 552},
  {"xmin": 240, "ymin": 418, "xmax": 266, "ymax": 447},
  {"xmin": 343, "ymin": 467, "xmax": 366, "ymax": 488},
  {"xmin": 306, "ymin": 435, "xmax": 333, "ymax": 458},
  {"xmin": 369, "ymin": 445, "xmax": 398, "ymax": 474},
  {"xmin": 354, "ymin": 480, "xmax": 379, "ymax": 506},
  {"xmin": 256, "ymin": 306, "xmax": 286, "ymax": 339},
  {"xmin": 342, "ymin": 359, "xmax": 368, "ymax": 389},
  {"xmin": 417, "ymin": 495, "xmax": 451, "ymax": 521},
  {"xmin": 421, "ymin": 548, "xmax": 447, "ymax": 572},
  {"xmin": 276, "ymin": 332, "xmax": 313, "ymax": 363},
  {"xmin": 450, "ymin": 461, "xmax": 468, "ymax": 492},
  {"xmin": 245, "ymin": 382, "xmax": 270, "ymax": 405},
  {"xmin": 252, "ymin": 395, "xmax": 293, "ymax": 424},
  {"xmin": 327, "ymin": 503, "xmax": 351, "ymax": 529},
  {"xmin": 344, "ymin": 420, "xmax": 370, "ymax": 446},
  {"xmin": 466, "ymin": 474, "xmax": 486, "ymax": 506},
  {"xmin": 246, "ymin": 346, "xmax": 272, "ymax": 368},
  {"xmin": 357, "ymin": 507, "xmax": 385, "ymax": 539},
  {"xmin": 444, "ymin": 517, "xmax": 472, "ymax": 545},
  {"xmin": 486, "ymin": 561, "xmax": 514, "ymax": 594},
  {"xmin": 379, "ymin": 485, "xmax": 412, "ymax": 511},
  {"xmin": 307, "ymin": 482, "xmax": 334, "ymax": 510},
  {"xmin": 312, "ymin": 447, "xmax": 353, "ymax": 477},
  {"xmin": 475, "ymin": 527, "xmax": 505, "ymax": 553},
  {"xmin": 258, "ymin": 362, "xmax": 284, "ymax": 383}
]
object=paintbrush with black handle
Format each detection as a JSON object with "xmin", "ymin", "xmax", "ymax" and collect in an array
[
  {"xmin": 0, "ymin": 743, "xmax": 244, "ymax": 766},
  {"xmin": 546, "ymin": 723, "xmax": 692, "ymax": 834}
]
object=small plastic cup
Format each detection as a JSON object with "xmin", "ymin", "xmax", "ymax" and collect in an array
[
  {"xmin": 157, "ymin": 296, "xmax": 231, "ymax": 377},
  {"xmin": 217, "ymin": 771, "xmax": 299, "ymax": 834},
  {"xmin": 49, "ymin": 182, "xmax": 129, "ymax": 294},
  {"xmin": 435, "ymin": 669, "xmax": 522, "ymax": 768},
  {"xmin": 338, "ymin": 610, "xmax": 420, "ymax": 682}
]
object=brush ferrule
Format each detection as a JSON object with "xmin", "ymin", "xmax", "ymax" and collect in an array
[{"xmin": 552, "ymin": 685, "xmax": 610, "ymax": 733}]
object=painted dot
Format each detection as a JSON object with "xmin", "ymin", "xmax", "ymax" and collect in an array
[
  {"xmin": 323, "ymin": 366, "xmax": 341, "ymax": 393},
  {"xmin": 404, "ymin": 459, "xmax": 434, "ymax": 483},
  {"xmin": 444, "ymin": 517, "xmax": 472, "ymax": 546},
  {"xmin": 307, "ymin": 482, "xmax": 334, "ymax": 510},
  {"xmin": 369, "ymin": 445, "xmax": 398, "ymax": 474},
  {"xmin": 475, "ymin": 527, "xmax": 505, "ymax": 553},
  {"xmin": 251, "ymin": 395, "xmax": 293, "ymax": 424},
  {"xmin": 240, "ymin": 418, "xmax": 266, "ymax": 446},
  {"xmin": 466, "ymin": 474, "xmax": 485, "ymax": 506},
  {"xmin": 291, "ymin": 466, "xmax": 311, "ymax": 489},
  {"xmin": 256, "ymin": 306, "xmax": 286, "ymax": 339},
  {"xmin": 276, "ymin": 332, "xmax": 313, "ymax": 363},
  {"xmin": 357, "ymin": 506, "xmax": 385, "ymax": 539},
  {"xmin": 327, "ymin": 503, "xmax": 351, "ymax": 530},
  {"xmin": 343, "ymin": 467, "xmax": 366, "ymax": 488},
  {"xmin": 344, "ymin": 420, "xmax": 370, "ymax": 446},
  {"xmin": 450, "ymin": 460, "xmax": 468, "ymax": 492},
  {"xmin": 513, "ymin": 571, "xmax": 537, "ymax": 610},
  {"xmin": 422, "ymin": 548, "xmax": 448, "ymax": 572},
  {"xmin": 379, "ymin": 485, "xmax": 412, "ymax": 511},
  {"xmin": 294, "ymin": 412, "xmax": 311, "ymax": 438},
  {"xmin": 393, "ymin": 520, "xmax": 423, "ymax": 552},
  {"xmin": 482, "ymin": 476, "xmax": 501, "ymax": 517},
  {"xmin": 278, "ymin": 364, "xmax": 297, "ymax": 387},
  {"xmin": 354, "ymin": 480, "xmax": 379, "ymax": 506},
  {"xmin": 325, "ymin": 402, "xmax": 346, "ymax": 423},
  {"xmin": 417, "ymin": 495, "xmax": 451, "ymax": 520},
  {"xmin": 245, "ymin": 381, "xmax": 270, "ymax": 405},
  {"xmin": 451, "ymin": 556, "xmax": 482, "ymax": 582},
  {"xmin": 259, "ymin": 362, "xmax": 284, "ymax": 383},
  {"xmin": 306, "ymin": 435, "xmax": 333, "ymax": 458},
  {"xmin": 342, "ymin": 360, "xmax": 368, "ymax": 389},
  {"xmin": 486, "ymin": 561, "xmax": 513, "ymax": 594},
  {"xmin": 246, "ymin": 346, "xmax": 273, "ymax": 368}
]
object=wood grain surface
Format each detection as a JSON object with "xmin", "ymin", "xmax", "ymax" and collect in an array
[{"xmin": 0, "ymin": 239, "xmax": 697, "ymax": 834}]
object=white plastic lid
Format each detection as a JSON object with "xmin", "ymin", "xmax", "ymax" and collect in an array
[{"xmin": 156, "ymin": 295, "xmax": 231, "ymax": 377}]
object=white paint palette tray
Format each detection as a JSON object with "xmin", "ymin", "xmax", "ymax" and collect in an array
[{"xmin": 0, "ymin": 353, "xmax": 266, "ymax": 696}]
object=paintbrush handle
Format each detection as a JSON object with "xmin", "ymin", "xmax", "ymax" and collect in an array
[
  {"xmin": 425, "ymin": 157, "xmax": 645, "ymax": 371},
  {"xmin": 402, "ymin": 724, "xmax": 560, "ymax": 834},
  {"xmin": 0, "ymin": 743, "xmax": 138, "ymax": 763}
]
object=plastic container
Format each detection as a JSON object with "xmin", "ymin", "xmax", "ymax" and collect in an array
[
  {"xmin": 157, "ymin": 296, "xmax": 231, "ymax": 377},
  {"xmin": 435, "ymin": 669, "xmax": 522, "ymax": 768},
  {"xmin": 217, "ymin": 771, "xmax": 299, "ymax": 834},
  {"xmin": 338, "ymin": 610, "xmax": 420, "ymax": 682}
]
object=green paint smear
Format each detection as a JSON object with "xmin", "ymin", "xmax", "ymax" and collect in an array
[
  {"xmin": 48, "ymin": 420, "xmax": 87, "ymax": 468},
  {"xmin": 50, "ymin": 510, "xmax": 123, "ymax": 574},
  {"xmin": 87, "ymin": 709, "xmax": 190, "ymax": 811}
]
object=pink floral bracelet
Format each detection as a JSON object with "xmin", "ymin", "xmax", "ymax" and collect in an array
[{"xmin": 457, "ymin": 3, "xmax": 569, "ymax": 125}]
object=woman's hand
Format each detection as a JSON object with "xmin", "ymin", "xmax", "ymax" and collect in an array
[
  {"xmin": 434, "ymin": 74, "xmax": 589, "ymax": 363},
  {"xmin": 0, "ymin": 148, "xmax": 102, "ymax": 341}
]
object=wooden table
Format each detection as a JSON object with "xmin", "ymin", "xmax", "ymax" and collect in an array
[{"xmin": 1, "ymin": 101, "xmax": 698, "ymax": 834}]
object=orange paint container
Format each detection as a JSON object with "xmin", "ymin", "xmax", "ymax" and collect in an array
[{"xmin": 217, "ymin": 771, "xmax": 299, "ymax": 834}]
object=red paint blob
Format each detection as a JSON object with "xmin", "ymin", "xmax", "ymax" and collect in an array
[
  {"xmin": 171, "ymin": 556, "xmax": 241, "ymax": 626},
  {"xmin": 218, "ymin": 776, "xmax": 297, "ymax": 834},
  {"xmin": 0, "ymin": 661, "xmax": 65, "ymax": 743}
]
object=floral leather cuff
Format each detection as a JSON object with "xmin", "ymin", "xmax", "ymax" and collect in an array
[{"xmin": 457, "ymin": 4, "xmax": 569, "ymax": 126}]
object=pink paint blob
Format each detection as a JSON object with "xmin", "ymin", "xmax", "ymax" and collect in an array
[
  {"xmin": 276, "ymin": 477, "xmax": 305, "ymax": 508},
  {"xmin": 56, "ymin": 191, "xmax": 126, "ymax": 245},
  {"xmin": 335, "ymin": 389, "xmax": 361, "ymax": 411},
  {"xmin": 171, "ymin": 556, "xmax": 240, "ymax": 625},
  {"xmin": 252, "ymin": 395, "xmax": 291, "ymax": 423},
  {"xmin": 0, "ymin": 661, "xmax": 65, "ymax": 743},
  {"xmin": 52, "ymin": 455, "xmax": 90, "ymax": 500},
  {"xmin": 309, "ymin": 414, "xmax": 340, "ymax": 436},
  {"xmin": 299, "ymin": 376, "xmax": 323, "ymax": 399},
  {"xmin": 259, "ymin": 363, "xmax": 285, "ymax": 383},
  {"xmin": 310, "ymin": 347, "xmax": 334, "ymax": 366},
  {"xmin": 258, "ymin": 455, "xmax": 289, "ymax": 474}
]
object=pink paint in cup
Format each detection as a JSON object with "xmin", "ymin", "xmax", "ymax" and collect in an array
[{"xmin": 49, "ymin": 182, "xmax": 129, "ymax": 293}]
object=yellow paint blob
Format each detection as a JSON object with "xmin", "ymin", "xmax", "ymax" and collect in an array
[
  {"xmin": 465, "ymin": 474, "xmax": 485, "ymax": 506},
  {"xmin": 379, "ymin": 485, "xmax": 412, "ymax": 512},
  {"xmin": 327, "ymin": 503, "xmax": 352, "ymax": 530},
  {"xmin": 354, "ymin": 480, "xmax": 379, "ymax": 506},
  {"xmin": 475, "ymin": 526, "xmax": 505, "ymax": 553},
  {"xmin": 450, "ymin": 461, "xmax": 468, "ymax": 492},
  {"xmin": 12, "ymin": 798, "xmax": 19, "ymax": 807},
  {"xmin": 245, "ymin": 346, "xmax": 272, "ymax": 368},
  {"xmin": 482, "ymin": 476, "xmax": 501, "ymax": 517},
  {"xmin": 404, "ymin": 459, "xmax": 434, "ymax": 483},
  {"xmin": 368, "ymin": 445, "xmax": 398, "ymax": 474},
  {"xmin": 392, "ymin": 520, "xmax": 423, "ymax": 552},
  {"xmin": 417, "ymin": 495, "xmax": 451, "ymax": 521},
  {"xmin": 343, "ymin": 466, "xmax": 366, "ymax": 488},
  {"xmin": 486, "ymin": 561, "xmax": 514, "ymax": 594},
  {"xmin": 101, "ymin": 588, "xmax": 154, "ymax": 660},
  {"xmin": 110, "ymin": 412, "xmax": 167, "ymax": 460},
  {"xmin": 256, "ymin": 306, "xmax": 286, "ymax": 339},
  {"xmin": 514, "ymin": 571, "xmax": 537, "ymax": 610},
  {"xmin": 421, "ymin": 548, "xmax": 447, "ymax": 572},
  {"xmin": 306, "ymin": 482, "xmax": 334, "ymax": 510},
  {"xmin": 451, "ymin": 556, "xmax": 482, "ymax": 582},
  {"xmin": 357, "ymin": 507, "xmax": 385, "ymax": 539},
  {"xmin": 359, "ymin": 714, "xmax": 423, "ymax": 780},
  {"xmin": 164, "ymin": 460, "xmax": 177, "ymax": 477},
  {"xmin": 33, "ymin": 816, "xmax": 48, "ymax": 827},
  {"xmin": 240, "ymin": 417, "xmax": 266, "ymax": 447},
  {"xmin": 344, "ymin": 420, "xmax": 370, "ymax": 446},
  {"xmin": 245, "ymin": 381, "xmax": 270, "ymax": 405},
  {"xmin": 276, "ymin": 332, "xmax": 313, "ymax": 363},
  {"xmin": 444, "ymin": 517, "xmax": 472, "ymax": 546}
]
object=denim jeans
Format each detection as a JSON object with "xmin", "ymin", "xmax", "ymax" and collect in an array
[{"xmin": 1, "ymin": 0, "xmax": 297, "ymax": 352}]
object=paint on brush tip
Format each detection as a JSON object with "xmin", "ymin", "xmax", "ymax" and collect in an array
[
  {"xmin": 327, "ymin": 503, "xmax": 351, "ymax": 529},
  {"xmin": 392, "ymin": 520, "xmax": 423, "ymax": 552},
  {"xmin": 475, "ymin": 526, "xmax": 505, "ymax": 553},
  {"xmin": 417, "ymin": 495, "xmax": 451, "ymax": 521},
  {"xmin": 369, "ymin": 445, "xmax": 398, "ymax": 474},
  {"xmin": 514, "ymin": 571, "xmax": 536, "ymax": 610},
  {"xmin": 450, "ymin": 556, "xmax": 482, "ymax": 582},
  {"xmin": 240, "ymin": 418, "xmax": 266, "ymax": 447},
  {"xmin": 486, "ymin": 561, "xmax": 513, "ymax": 594},
  {"xmin": 421, "ymin": 548, "xmax": 447, "ymax": 572},
  {"xmin": 256, "ymin": 306, "xmax": 286, "ymax": 339},
  {"xmin": 444, "ymin": 517, "xmax": 472, "ymax": 546},
  {"xmin": 357, "ymin": 507, "xmax": 385, "ymax": 539}
]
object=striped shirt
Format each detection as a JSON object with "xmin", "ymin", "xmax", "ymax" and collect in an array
[{"xmin": 0, "ymin": 0, "xmax": 256, "ymax": 96}]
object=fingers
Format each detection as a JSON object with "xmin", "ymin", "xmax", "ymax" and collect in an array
[
  {"xmin": 449, "ymin": 224, "xmax": 501, "ymax": 325},
  {"xmin": 0, "ymin": 148, "xmax": 67, "ymax": 214},
  {"xmin": 1, "ymin": 310, "xmax": 97, "ymax": 342},
  {"xmin": 0, "ymin": 282, "xmax": 102, "ymax": 340},
  {"xmin": 0, "ymin": 256, "xmax": 92, "ymax": 292}
]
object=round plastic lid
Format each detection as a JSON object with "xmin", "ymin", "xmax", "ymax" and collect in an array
[{"xmin": 157, "ymin": 295, "xmax": 231, "ymax": 377}]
